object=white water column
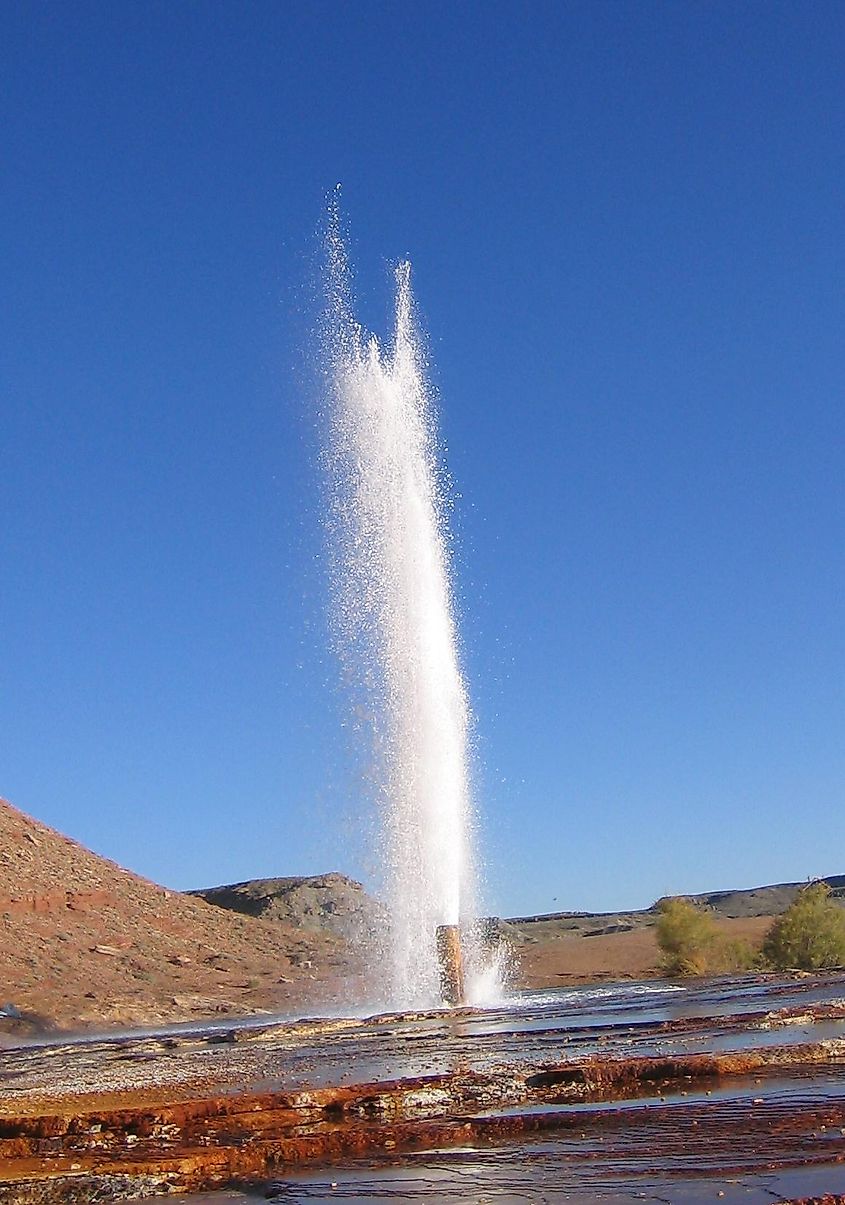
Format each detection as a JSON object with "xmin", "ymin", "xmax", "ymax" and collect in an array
[{"xmin": 324, "ymin": 228, "xmax": 484, "ymax": 1006}]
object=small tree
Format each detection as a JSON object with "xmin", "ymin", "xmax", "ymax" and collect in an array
[
  {"xmin": 655, "ymin": 897, "xmax": 719, "ymax": 975},
  {"xmin": 762, "ymin": 881, "xmax": 845, "ymax": 971}
]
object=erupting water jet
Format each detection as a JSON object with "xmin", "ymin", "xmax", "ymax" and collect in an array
[{"xmin": 322, "ymin": 203, "xmax": 499, "ymax": 1008}]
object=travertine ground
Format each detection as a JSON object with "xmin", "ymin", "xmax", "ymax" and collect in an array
[{"xmin": 2, "ymin": 974, "xmax": 845, "ymax": 1201}]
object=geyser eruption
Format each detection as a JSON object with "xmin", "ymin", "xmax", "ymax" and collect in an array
[{"xmin": 323, "ymin": 220, "xmax": 493, "ymax": 1008}]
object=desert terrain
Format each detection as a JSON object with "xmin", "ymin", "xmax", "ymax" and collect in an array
[
  {"xmin": 0, "ymin": 794, "xmax": 841, "ymax": 1034},
  {"xmin": 0, "ymin": 798, "xmax": 355, "ymax": 1033}
]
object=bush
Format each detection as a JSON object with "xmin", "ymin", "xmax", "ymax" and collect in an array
[
  {"xmin": 718, "ymin": 937, "xmax": 759, "ymax": 974},
  {"xmin": 655, "ymin": 897, "xmax": 758, "ymax": 976},
  {"xmin": 762, "ymin": 882, "xmax": 845, "ymax": 971},
  {"xmin": 655, "ymin": 897, "xmax": 719, "ymax": 975}
]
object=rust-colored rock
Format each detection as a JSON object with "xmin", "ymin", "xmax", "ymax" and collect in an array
[
  {"xmin": 436, "ymin": 923, "xmax": 465, "ymax": 1005},
  {"xmin": 1, "ymin": 1028, "xmax": 845, "ymax": 1200}
]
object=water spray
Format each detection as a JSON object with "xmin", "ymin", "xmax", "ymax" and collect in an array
[{"xmin": 323, "ymin": 204, "xmax": 501, "ymax": 1008}]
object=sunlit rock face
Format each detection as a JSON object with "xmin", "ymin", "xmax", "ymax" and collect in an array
[{"xmin": 190, "ymin": 873, "xmax": 385, "ymax": 944}]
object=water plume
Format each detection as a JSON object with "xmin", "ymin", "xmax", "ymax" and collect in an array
[{"xmin": 322, "ymin": 211, "xmax": 492, "ymax": 1007}]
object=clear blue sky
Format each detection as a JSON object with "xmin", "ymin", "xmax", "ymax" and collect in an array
[{"xmin": 2, "ymin": 1, "xmax": 843, "ymax": 916}]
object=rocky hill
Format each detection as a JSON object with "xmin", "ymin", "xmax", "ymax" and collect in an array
[
  {"xmin": 189, "ymin": 873, "xmax": 384, "ymax": 943},
  {"xmin": 0, "ymin": 797, "xmax": 353, "ymax": 1034}
]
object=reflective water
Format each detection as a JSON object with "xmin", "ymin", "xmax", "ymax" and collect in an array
[
  {"xmin": 265, "ymin": 1159, "xmax": 845, "ymax": 1203},
  {"xmin": 124, "ymin": 975, "xmax": 845, "ymax": 1204},
  {"xmin": 6, "ymin": 975, "xmax": 845, "ymax": 1100}
]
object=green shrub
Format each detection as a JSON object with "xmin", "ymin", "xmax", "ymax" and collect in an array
[
  {"xmin": 655, "ymin": 897, "xmax": 719, "ymax": 975},
  {"xmin": 762, "ymin": 882, "xmax": 845, "ymax": 971},
  {"xmin": 719, "ymin": 937, "xmax": 759, "ymax": 973},
  {"xmin": 655, "ymin": 897, "xmax": 760, "ymax": 976}
]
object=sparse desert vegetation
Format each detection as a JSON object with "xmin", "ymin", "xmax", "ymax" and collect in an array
[
  {"xmin": 655, "ymin": 896, "xmax": 756, "ymax": 976},
  {"xmin": 761, "ymin": 881, "xmax": 845, "ymax": 971},
  {"xmin": 655, "ymin": 883, "xmax": 845, "ymax": 977}
]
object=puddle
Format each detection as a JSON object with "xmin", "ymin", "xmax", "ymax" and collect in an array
[{"xmin": 265, "ymin": 1154, "xmax": 845, "ymax": 1203}]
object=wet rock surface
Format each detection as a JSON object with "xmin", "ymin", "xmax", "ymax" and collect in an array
[
  {"xmin": 268, "ymin": 1157, "xmax": 845, "ymax": 1203},
  {"xmin": 2, "ymin": 976, "xmax": 845, "ymax": 1200}
]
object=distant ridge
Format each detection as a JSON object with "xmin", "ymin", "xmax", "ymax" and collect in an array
[
  {"xmin": 186, "ymin": 869, "xmax": 845, "ymax": 969},
  {"xmin": 504, "ymin": 874, "xmax": 845, "ymax": 989},
  {"xmin": 501, "ymin": 877, "xmax": 843, "ymax": 949},
  {"xmin": 687, "ymin": 875, "xmax": 845, "ymax": 918},
  {"xmin": 188, "ymin": 872, "xmax": 845, "ymax": 942},
  {"xmin": 504, "ymin": 875, "xmax": 845, "ymax": 936}
]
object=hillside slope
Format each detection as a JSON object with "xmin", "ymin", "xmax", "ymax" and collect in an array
[{"xmin": 0, "ymin": 798, "xmax": 351, "ymax": 1032}]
